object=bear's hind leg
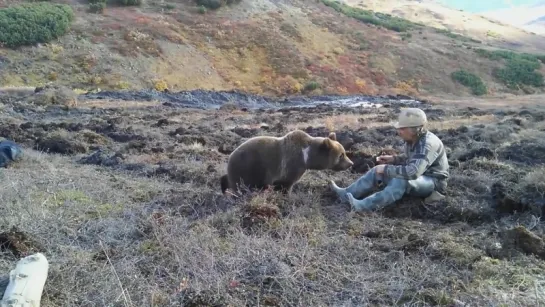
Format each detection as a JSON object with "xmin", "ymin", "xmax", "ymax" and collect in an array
[
  {"xmin": 272, "ymin": 180, "xmax": 294, "ymax": 195},
  {"xmin": 235, "ymin": 174, "xmax": 270, "ymax": 194}
]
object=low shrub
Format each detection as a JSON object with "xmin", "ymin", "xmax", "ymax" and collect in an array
[
  {"xmin": 434, "ymin": 28, "xmax": 481, "ymax": 43},
  {"xmin": 0, "ymin": 3, "xmax": 74, "ymax": 48},
  {"xmin": 88, "ymin": 0, "xmax": 106, "ymax": 13},
  {"xmin": 451, "ymin": 70, "xmax": 488, "ymax": 96},
  {"xmin": 493, "ymin": 58, "xmax": 544, "ymax": 89},
  {"xmin": 195, "ymin": 0, "xmax": 241, "ymax": 10},
  {"xmin": 304, "ymin": 81, "xmax": 320, "ymax": 92},
  {"xmin": 88, "ymin": 0, "xmax": 140, "ymax": 13},
  {"xmin": 320, "ymin": 0, "xmax": 421, "ymax": 32},
  {"xmin": 475, "ymin": 48, "xmax": 545, "ymax": 89},
  {"xmin": 475, "ymin": 49, "xmax": 540, "ymax": 62},
  {"xmin": 114, "ymin": 0, "xmax": 142, "ymax": 6}
]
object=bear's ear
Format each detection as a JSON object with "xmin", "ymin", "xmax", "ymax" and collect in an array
[
  {"xmin": 320, "ymin": 138, "xmax": 333, "ymax": 151},
  {"xmin": 328, "ymin": 132, "xmax": 337, "ymax": 141}
]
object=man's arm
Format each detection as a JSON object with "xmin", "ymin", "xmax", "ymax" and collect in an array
[
  {"xmin": 392, "ymin": 154, "xmax": 407, "ymax": 165},
  {"xmin": 385, "ymin": 141, "xmax": 439, "ymax": 180}
]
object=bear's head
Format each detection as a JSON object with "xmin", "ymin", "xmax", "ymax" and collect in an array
[{"xmin": 306, "ymin": 132, "xmax": 354, "ymax": 171}]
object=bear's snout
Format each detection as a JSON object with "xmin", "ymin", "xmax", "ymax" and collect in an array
[{"xmin": 333, "ymin": 156, "xmax": 353, "ymax": 171}]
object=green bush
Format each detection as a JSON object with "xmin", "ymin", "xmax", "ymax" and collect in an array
[
  {"xmin": 114, "ymin": 0, "xmax": 142, "ymax": 6},
  {"xmin": 451, "ymin": 70, "xmax": 488, "ymax": 96},
  {"xmin": 320, "ymin": 0, "xmax": 421, "ymax": 32},
  {"xmin": 434, "ymin": 28, "xmax": 481, "ymax": 43},
  {"xmin": 195, "ymin": 0, "xmax": 241, "ymax": 10},
  {"xmin": 89, "ymin": 0, "xmax": 106, "ymax": 13},
  {"xmin": 304, "ymin": 81, "xmax": 320, "ymax": 92},
  {"xmin": 0, "ymin": 3, "xmax": 74, "ymax": 48},
  {"xmin": 88, "ymin": 0, "xmax": 140, "ymax": 13},
  {"xmin": 475, "ymin": 48, "xmax": 545, "ymax": 89},
  {"xmin": 493, "ymin": 58, "xmax": 544, "ymax": 89},
  {"xmin": 474, "ymin": 48, "xmax": 540, "ymax": 62},
  {"xmin": 536, "ymin": 55, "xmax": 545, "ymax": 63}
]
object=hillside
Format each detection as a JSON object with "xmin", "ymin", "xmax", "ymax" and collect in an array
[
  {"xmin": 344, "ymin": 0, "xmax": 545, "ymax": 52},
  {"xmin": 0, "ymin": 0, "xmax": 544, "ymax": 99},
  {"xmin": 482, "ymin": 1, "xmax": 545, "ymax": 35}
]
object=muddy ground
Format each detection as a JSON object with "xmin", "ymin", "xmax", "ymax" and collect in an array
[
  {"xmin": 1, "ymin": 88, "xmax": 545, "ymax": 306},
  {"xmin": 81, "ymin": 88, "xmax": 423, "ymax": 109}
]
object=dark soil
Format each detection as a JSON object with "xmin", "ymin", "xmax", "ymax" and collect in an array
[
  {"xmin": 0, "ymin": 226, "xmax": 45, "ymax": 258},
  {"xmin": 80, "ymin": 89, "xmax": 425, "ymax": 110}
]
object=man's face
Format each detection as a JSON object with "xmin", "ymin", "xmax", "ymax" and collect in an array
[{"xmin": 397, "ymin": 127, "xmax": 415, "ymax": 142}]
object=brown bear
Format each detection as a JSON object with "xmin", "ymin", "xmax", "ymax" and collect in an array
[{"xmin": 220, "ymin": 129, "xmax": 354, "ymax": 195}]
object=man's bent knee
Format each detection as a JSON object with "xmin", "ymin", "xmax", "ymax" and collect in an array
[
  {"xmin": 407, "ymin": 176, "xmax": 435, "ymax": 197},
  {"xmin": 385, "ymin": 178, "xmax": 409, "ymax": 198}
]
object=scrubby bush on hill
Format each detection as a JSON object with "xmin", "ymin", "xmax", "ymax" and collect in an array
[
  {"xmin": 494, "ymin": 59, "xmax": 544, "ymax": 89},
  {"xmin": 88, "ymin": 0, "xmax": 141, "ymax": 13},
  {"xmin": 88, "ymin": 0, "xmax": 106, "ymax": 13},
  {"xmin": 475, "ymin": 49, "xmax": 540, "ymax": 62},
  {"xmin": 320, "ymin": 0, "xmax": 421, "ymax": 32},
  {"xmin": 535, "ymin": 55, "xmax": 545, "ymax": 63},
  {"xmin": 304, "ymin": 81, "xmax": 321, "ymax": 92},
  {"xmin": 114, "ymin": 0, "xmax": 142, "ymax": 6},
  {"xmin": 434, "ymin": 28, "xmax": 481, "ymax": 43},
  {"xmin": 0, "ymin": 3, "xmax": 74, "ymax": 48},
  {"xmin": 451, "ymin": 70, "xmax": 488, "ymax": 95},
  {"xmin": 475, "ymin": 48, "xmax": 545, "ymax": 89},
  {"xmin": 195, "ymin": 0, "xmax": 241, "ymax": 10}
]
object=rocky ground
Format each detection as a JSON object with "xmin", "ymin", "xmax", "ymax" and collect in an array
[{"xmin": 0, "ymin": 88, "xmax": 545, "ymax": 306}]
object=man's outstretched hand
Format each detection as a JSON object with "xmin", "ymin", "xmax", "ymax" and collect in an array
[{"xmin": 376, "ymin": 155, "xmax": 394, "ymax": 164}]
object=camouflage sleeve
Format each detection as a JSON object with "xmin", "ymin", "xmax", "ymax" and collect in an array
[{"xmin": 385, "ymin": 139, "xmax": 439, "ymax": 180}]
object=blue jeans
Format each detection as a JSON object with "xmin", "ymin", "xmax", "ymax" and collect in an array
[
  {"xmin": 0, "ymin": 140, "xmax": 23, "ymax": 168},
  {"xmin": 330, "ymin": 166, "xmax": 436, "ymax": 211}
]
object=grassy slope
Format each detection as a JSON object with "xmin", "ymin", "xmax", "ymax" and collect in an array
[
  {"xmin": 0, "ymin": 0, "xmax": 544, "ymax": 98},
  {"xmin": 1, "ymin": 95, "xmax": 545, "ymax": 306}
]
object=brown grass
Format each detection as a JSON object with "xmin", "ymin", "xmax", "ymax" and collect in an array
[{"xmin": 1, "ymin": 92, "xmax": 545, "ymax": 306}]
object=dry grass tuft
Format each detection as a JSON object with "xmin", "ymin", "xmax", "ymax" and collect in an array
[{"xmin": 26, "ymin": 86, "xmax": 78, "ymax": 107}]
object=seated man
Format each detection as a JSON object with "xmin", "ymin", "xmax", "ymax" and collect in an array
[{"xmin": 329, "ymin": 107, "xmax": 449, "ymax": 212}]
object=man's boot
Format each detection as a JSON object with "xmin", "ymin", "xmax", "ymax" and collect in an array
[
  {"xmin": 346, "ymin": 179, "xmax": 407, "ymax": 212},
  {"xmin": 424, "ymin": 191, "xmax": 446, "ymax": 204},
  {"xmin": 329, "ymin": 169, "xmax": 378, "ymax": 202}
]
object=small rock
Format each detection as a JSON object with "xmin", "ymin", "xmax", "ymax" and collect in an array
[{"xmin": 153, "ymin": 118, "xmax": 170, "ymax": 127}]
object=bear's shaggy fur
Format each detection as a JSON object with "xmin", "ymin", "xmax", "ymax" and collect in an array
[{"xmin": 220, "ymin": 130, "xmax": 353, "ymax": 195}]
